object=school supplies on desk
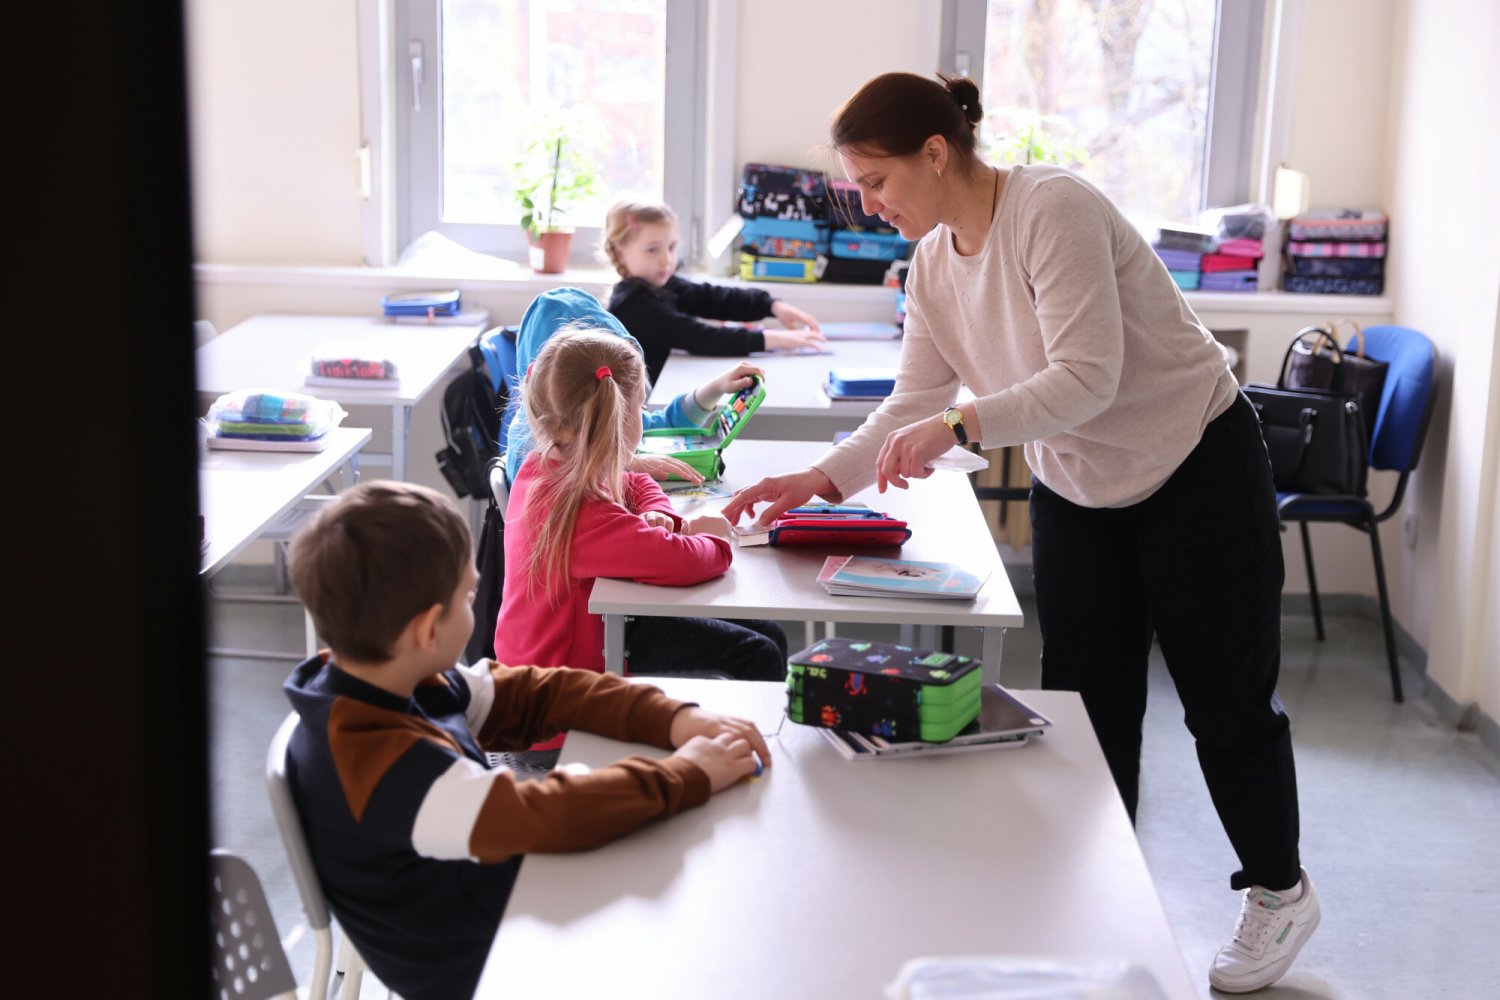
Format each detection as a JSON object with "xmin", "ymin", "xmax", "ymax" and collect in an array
[
  {"xmin": 818, "ymin": 555, "xmax": 989, "ymax": 600},
  {"xmin": 305, "ymin": 346, "xmax": 400, "ymax": 388},
  {"xmin": 818, "ymin": 321, "xmax": 902, "ymax": 341},
  {"xmin": 821, "ymin": 684, "xmax": 1054, "ymax": 760},
  {"xmin": 635, "ymin": 375, "xmax": 766, "ymax": 480},
  {"xmin": 204, "ymin": 389, "xmax": 347, "ymax": 452},
  {"xmin": 825, "ymin": 367, "xmax": 896, "ymax": 399},
  {"xmin": 787, "ymin": 637, "xmax": 983, "ymax": 743},
  {"xmin": 380, "ymin": 289, "xmax": 461, "ymax": 317},
  {"xmin": 734, "ymin": 505, "xmax": 910, "ymax": 548},
  {"xmin": 390, "ymin": 308, "xmax": 491, "ymax": 328}
]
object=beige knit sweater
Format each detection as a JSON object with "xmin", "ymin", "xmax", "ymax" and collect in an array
[{"xmin": 815, "ymin": 164, "xmax": 1238, "ymax": 509}]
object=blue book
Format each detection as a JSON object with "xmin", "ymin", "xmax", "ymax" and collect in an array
[{"xmin": 819, "ymin": 555, "xmax": 990, "ymax": 600}]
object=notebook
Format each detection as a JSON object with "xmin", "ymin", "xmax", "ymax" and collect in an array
[
  {"xmin": 635, "ymin": 376, "xmax": 766, "ymax": 480},
  {"xmin": 818, "ymin": 555, "xmax": 990, "ymax": 600},
  {"xmin": 821, "ymin": 685, "xmax": 1053, "ymax": 760},
  {"xmin": 818, "ymin": 321, "xmax": 903, "ymax": 341}
]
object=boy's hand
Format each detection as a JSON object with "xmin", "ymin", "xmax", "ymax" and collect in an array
[
  {"xmin": 629, "ymin": 453, "xmax": 703, "ymax": 483},
  {"xmin": 642, "ymin": 510, "xmax": 677, "ymax": 533},
  {"xmin": 693, "ymin": 362, "xmax": 765, "ymax": 409},
  {"xmin": 673, "ymin": 734, "xmax": 761, "ymax": 793},
  {"xmin": 682, "ymin": 513, "xmax": 732, "ymax": 539},
  {"xmin": 771, "ymin": 300, "xmax": 821, "ymax": 333},
  {"xmin": 670, "ymin": 707, "xmax": 773, "ymax": 766}
]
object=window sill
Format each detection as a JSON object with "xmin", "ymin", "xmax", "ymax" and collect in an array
[{"xmin": 194, "ymin": 263, "xmax": 1391, "ymax": 315}]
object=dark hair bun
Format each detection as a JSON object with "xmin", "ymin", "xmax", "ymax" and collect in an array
[{"xmin": 942, "ymin": 76, "xmax": 983, "ymax": 127}]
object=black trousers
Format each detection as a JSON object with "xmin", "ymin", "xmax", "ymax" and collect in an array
[
  {"xmin": 1030, "ymin": 392, "xmax": 1300, "ymax": 891},
  {"xmin": 625, "ymin": 616, "xmax": 789, "ymax": 682}
]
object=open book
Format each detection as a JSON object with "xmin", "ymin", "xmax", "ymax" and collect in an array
[{"xmin": 821, "ymin": 685, "xmax": 1052, "ymax": 760}]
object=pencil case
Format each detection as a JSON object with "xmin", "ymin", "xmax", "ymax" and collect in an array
[
  {"xmin": 786, "ymin": 637, "xmax": 982, "ymax": 742},
  {"xmin": 739, "ymin": 253, "xmax": 817, "ymax": 282},
  {"xmin": 762, "ymin": 510, "xmax": 910, "ymax": 547}
]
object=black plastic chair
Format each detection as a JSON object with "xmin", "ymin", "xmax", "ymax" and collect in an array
[{"xmin": 1275, "ymin": 325, "xmax": 1437, "ymax": 702}]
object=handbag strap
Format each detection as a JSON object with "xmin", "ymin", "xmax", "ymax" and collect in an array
[
  {"xmin": 1328, "ymin": 316, "xmax": 1367, "ymax": 358},
  {"xmin": 1277, "ymin": 325, "xmax": 1343, "ymax": 388}
]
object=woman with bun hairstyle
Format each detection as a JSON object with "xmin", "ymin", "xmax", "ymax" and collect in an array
[{"xmin": 722, "ymin": 72, "xmax": 1317, "ymax": 994}]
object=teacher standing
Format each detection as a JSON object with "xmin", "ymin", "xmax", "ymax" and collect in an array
[{"xmin": 723, "ymin": 72, "xmax": 1319, "ymax": 994}]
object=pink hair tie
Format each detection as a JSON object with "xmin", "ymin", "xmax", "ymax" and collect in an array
[
  {"xmin": 525, "ymin": 362, "xmax": 535, "ymax": 379},
  {"xmin": 595, "ymin": 366, "xmax": 613, "ymax": 382}
]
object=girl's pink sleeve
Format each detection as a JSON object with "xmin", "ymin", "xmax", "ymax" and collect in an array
[
  {"xmin": 623, "ymin": 472, "xmax": 683, "ymax": 528},
  {"xmin": 572, "ymin": 497, "xmax": 731, "ymax": 586}
]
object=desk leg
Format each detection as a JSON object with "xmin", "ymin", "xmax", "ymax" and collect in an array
[
  {"xmin": 980, "ymin": 626, "xmax": 1005, "ymax": 685},
  {"xmin": 392, "ymin": 405, "xmax": 411, "ymax": 481},
  {"xmin": 603, "ymin": 614, "xmax": 626, "ymax": 674}
]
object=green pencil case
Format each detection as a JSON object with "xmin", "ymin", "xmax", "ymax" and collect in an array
[
  {"xmin": 786, "ymin": 637, "xmax": 982, "ymax": 742},
  {"xmin": 636, "ymin": 376, "xmax": 766, "ymax": 480}
]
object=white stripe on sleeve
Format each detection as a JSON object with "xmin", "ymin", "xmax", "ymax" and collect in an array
[
  {"xmin": 453, "ymin": 660, "xmax": 496, "ymax": 734},
  {"xmin": 410, "ymin": 756, "xmax": 508, "ymax": 860}
]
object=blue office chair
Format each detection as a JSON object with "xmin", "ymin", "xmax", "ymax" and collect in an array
[{"xmin": 1275, "ymin": 325, "xmax": 1437, "ymax": 703}]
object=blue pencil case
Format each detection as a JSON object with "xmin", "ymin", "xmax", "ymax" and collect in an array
[{"xmin": 827, "ymin": 368, "xmax": 896, "ymax": 398}]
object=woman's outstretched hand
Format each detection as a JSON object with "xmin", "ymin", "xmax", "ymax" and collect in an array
[{"xmin": 722, "ymin": 467, "xmax": 838, "ymax": 527}]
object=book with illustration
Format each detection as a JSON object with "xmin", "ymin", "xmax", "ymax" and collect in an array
[{"xmin": 817, "ymin": 555, "xmax": 989, "ymax": 600}]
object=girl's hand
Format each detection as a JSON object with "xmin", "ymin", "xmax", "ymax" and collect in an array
[
  {"xmin": 670, "ymin": 706, "xmax": 772, "ymax": 767},
  {"xmin": 683, "ymin": 513, "xmax": 732, "ymax": 539},
  {"xmin": 693, "ymin": 362, "xmax": 765, "ymax": 408},
  {"xmin": 771, "ymin": 300, "xmax": 821, "ymax": 333},
  {"xmin": 874, "ymin": 414, "xmax": 953, "ymax": 492},
  {"xmin": 629, "ymin": 454, "xmax": 703, "ymax": 483},
  {"xmin": 763, "ymin": 327, "xmax": 828, "ymax": 354},
  {"xmin": 722, "ymin": 467, "xmax": 838, "ymax": 527},
  {"xmin": 642, "ymin": 510, "xmax": 677, "ymax": 533}
]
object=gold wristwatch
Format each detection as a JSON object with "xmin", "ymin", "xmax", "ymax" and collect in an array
[{"xmin": 942, "ymin": 406, "xmax": 968, "ymax": 445}]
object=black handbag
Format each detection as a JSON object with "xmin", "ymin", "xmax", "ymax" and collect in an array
[
  {"xmin": 1284, "ymin": 319, "xmax": 1389, "ymax": 441},
  {"xmin": 1245, "ymin": 323, "xmax": 1372, "ymax": 495}
]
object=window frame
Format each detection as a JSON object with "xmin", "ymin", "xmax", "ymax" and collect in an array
[
  {"xmin": 939, "ymin": 0, "xmax": 1268, "ymax": 214},
  {"xmin": 385, "ymin": 0, "xmax": 708, "ymax": 267}
]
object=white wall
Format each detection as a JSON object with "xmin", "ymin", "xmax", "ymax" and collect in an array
[
  {"xmin": 186, "ymin": 0, "xmax": 364, "ymax": 264},
  {"xmin": 1382, "ymin": 0, "xmax": 1500, "ymax": 718}
]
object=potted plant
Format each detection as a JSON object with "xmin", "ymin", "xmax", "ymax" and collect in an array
[{"xmin": 514, "ymin": 118, "xmax": 600, "ymax": 274}]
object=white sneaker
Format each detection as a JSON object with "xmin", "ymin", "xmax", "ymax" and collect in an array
[{"xmin": 1209, "ymin": 867, "xmax": 1320, "ymax": 993}]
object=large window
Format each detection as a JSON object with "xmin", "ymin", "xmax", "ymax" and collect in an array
[
  {"xmin": 398, "ymin": 0, "xmax": 703, "ymax": 261},
  {"xmin": 944, "ymin": 0, "xmax": 1264, "ymax": 227}
]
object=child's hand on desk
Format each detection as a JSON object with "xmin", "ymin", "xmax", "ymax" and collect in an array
[
  {"xmin": 682, "ymin": 513, "xmax": 732, "ymax": 539},
  {"xmin": 770, "ymin": 301, "xmax": 822, "ymax": 335},
  {"xmin": 641, "ymin": 510, "xmax": 677, "ymax": 533},
  {"xmin": 670, "ymin": 707, "xmax": 771, "ymax": 789},
  {"xmin": 630, "ymin": 454, "xmax": 703, "ymax": 483},
  {"xmin": 674, "ymin": 735, "xmax": 761, "ymax": 792},
  {"xmin": 763, "ymin": 327, "xmax": 828, "ymax": 354}
]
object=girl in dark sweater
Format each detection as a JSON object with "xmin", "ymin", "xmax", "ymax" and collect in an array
[{"xmin": 603, "ymin": 200, "xmax": 825, "ymax": 384}]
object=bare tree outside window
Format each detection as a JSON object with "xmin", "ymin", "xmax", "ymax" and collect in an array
[
  {"xmin": 440, "ymin": 0, "xmax": 667, "ymax": 227},
  {"xmin": 981, "ymin": 0, "xmax": 1216, "ymax": 225}
]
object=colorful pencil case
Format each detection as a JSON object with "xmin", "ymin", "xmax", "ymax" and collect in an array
[
  {"xmin": 787, "ymin": 637, "xmax": 983, "ymax": 742},
  {"xmin": 739, "ymin": 253, "xmax": 818, "ymax": 282}
]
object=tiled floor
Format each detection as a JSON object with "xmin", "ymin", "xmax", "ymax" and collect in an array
[{"xmin": 208, "ymin": 564, "xmax": 1500, "ymax": 999}]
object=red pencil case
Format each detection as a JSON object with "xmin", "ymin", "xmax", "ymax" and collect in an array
[{"xmin": 764, "ymin": 512, "xmax": 911, "ymax": 547}]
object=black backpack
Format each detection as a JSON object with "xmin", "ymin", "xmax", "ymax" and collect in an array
[{"xmin": 436, "ymin": 343, "xmax": 505, "ymax": 499}]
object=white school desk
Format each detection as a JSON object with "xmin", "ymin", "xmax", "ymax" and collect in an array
[
  {"xmin": 648, "ymin": 339, "xmax": 906, "ymax": 440},
  {"xmin": 195, "ymin": 314, "xmax": 482, "ymax": 480},
  {"xmin": 198, "ymin": 426, "xmax": 371, "ymax": 578},
  {"xmin": 589, "ymin": 439, "xmax": 1022, "ymax": 681},
  {"xmin": 476, "ymin": 678, "xmax": 1197, "ymax": 1000}
]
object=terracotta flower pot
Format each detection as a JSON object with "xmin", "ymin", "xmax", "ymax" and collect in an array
[{"xmin": 528, "ymin": 229, "xmax": 574, "ymax": 274}]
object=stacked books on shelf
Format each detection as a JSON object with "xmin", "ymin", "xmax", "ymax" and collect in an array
[
  {"xmin": 203, "ymin": 389, "xmax": 347, "ymax": 452},
  {"xmin": 1282, "ymin": 210, "xmax": 1388, "ymax": 295},
  {"xmin": 1200, "ymin": 206, "xmax": 1268, "ymax": 292},
  {"xmin": 817, "ymin": 555, "xmax": 989, "ymax": 600},
  {"xmin": 1150, "ymin": 223, "xmax": 1217, "ymax": 290}
]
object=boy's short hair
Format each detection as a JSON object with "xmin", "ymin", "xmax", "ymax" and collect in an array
[{"xmin": 288, "ymin": 482, "xmax": 472, "ymax": 663}]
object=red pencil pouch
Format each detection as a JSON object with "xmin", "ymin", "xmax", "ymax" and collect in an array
[{"xmin": 764, "ymin": 512, "xmax": 911, "ymax": 547}]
